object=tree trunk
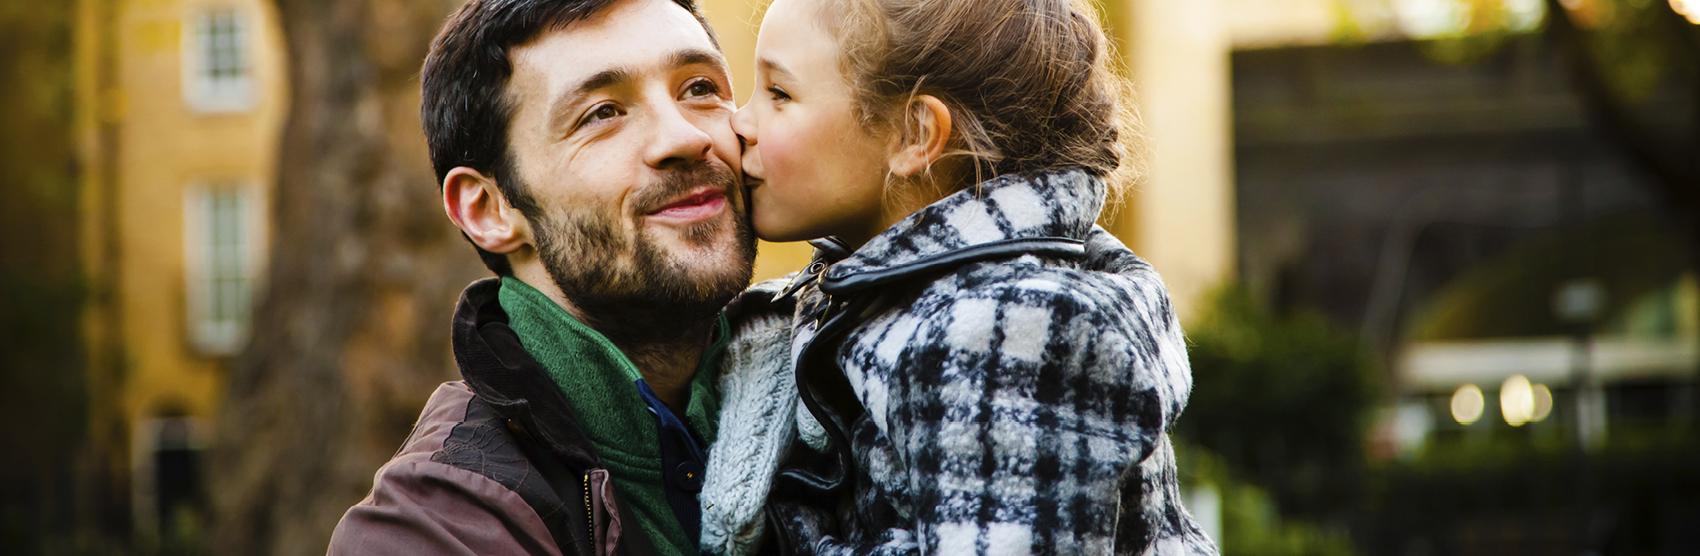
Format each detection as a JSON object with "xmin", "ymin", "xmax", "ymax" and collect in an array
[
  {"xmin": 1542, "ymin": 0, "xmax": 1700, "ymax": 384},
  {"xmin": 207, "ymin": 0, "xmax": 481, "ymax": 554}
]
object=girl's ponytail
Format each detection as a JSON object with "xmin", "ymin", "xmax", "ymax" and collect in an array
[{"xmin": 816, "ymin": 0, "xmax": 1143, "ymax": 195}]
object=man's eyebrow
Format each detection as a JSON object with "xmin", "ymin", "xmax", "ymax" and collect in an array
[
  {"xmin": 672, "ymin": 48, "xmax": 727, "ymax": 71},
  {"xmin": 546, "ymin": 49, "xmax": 725, "ymax": 130},
  {"xmin": 549, "ymin": 66, "xmax": 634, "ymax": 129}
]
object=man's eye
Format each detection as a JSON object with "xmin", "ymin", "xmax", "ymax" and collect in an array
[
  {"xmin": 685, "ymin": 79, "xmax": 719, "ymax": 98},
  {"xmin": 582, "ymin": 104, "xmax": 621, "ymax": 125}
]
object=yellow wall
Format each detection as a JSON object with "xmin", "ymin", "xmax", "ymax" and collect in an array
[
  {"xmin": 1222, "ymin": 0, "xmax": 1355, "ymax": 48},
  {"xmin": 1119, "ymin": 0, "xmax": 1237, "ymax": 323},
  {"xmin": 78, "ymin": 0, "xmax": 287, "ymax": 437}
]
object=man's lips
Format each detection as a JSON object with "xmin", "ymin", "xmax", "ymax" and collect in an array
[{"xmin": 646, "ymin": 186, "xmax": 728, "ymax": 223}]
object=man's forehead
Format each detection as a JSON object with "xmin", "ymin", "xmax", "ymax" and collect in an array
[{"xmin": 511, "ymin": 0, "xmax": 720, "ymax": 84}]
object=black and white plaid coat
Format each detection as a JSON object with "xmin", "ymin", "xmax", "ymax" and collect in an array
[{"xmin": 701, "ymin": 169, "xmax": 1218, "ymax": 556}]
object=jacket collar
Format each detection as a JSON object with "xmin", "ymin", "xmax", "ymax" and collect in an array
[
  {"xmin": 818, "ymin": 168, "xmax": 1104, "ymax": 293},
  {"xmin": 452, "ymin": 278, "xmax": 601, "ymax": 470}
]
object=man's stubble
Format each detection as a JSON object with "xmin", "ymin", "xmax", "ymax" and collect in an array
[{"xmin": 528, "ymin": 161, "xmax": 756, "ymax": 348}]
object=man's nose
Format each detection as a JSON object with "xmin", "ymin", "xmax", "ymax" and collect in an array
[{"xmin": 643, "ymin": 102, "xmax": 715, "ymax": 169}]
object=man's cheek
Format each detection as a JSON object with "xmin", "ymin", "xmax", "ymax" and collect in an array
[
  {"xmin": 715, "ymin": 132, "xmax": 743, "ymax": 176},
  {"xmin": 694, "ymin": 109, "xmax": 743, "ymax": 173}
]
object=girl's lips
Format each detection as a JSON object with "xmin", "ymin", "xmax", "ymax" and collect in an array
[{"xmin": 648, "ymin": 190, "xmax": 728, "ymax": 223}]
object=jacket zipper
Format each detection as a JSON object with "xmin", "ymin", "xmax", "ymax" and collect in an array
[{"xmin": 582, "ymin": 471, "xmax": 594, "ymax": 551}]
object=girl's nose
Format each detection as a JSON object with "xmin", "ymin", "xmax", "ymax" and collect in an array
[{"xmin": 732, "ymin": 103, "xmax": 757, "ymax": 146}]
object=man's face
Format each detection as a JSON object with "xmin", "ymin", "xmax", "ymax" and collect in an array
[{"xmin": 503, "ymin": 0, "xmax": 753, "ymax": 338}]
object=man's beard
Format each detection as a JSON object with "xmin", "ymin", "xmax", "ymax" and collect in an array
[{"xmin": 528, "ymin": 161, "xmax": 755, "ymax": 348}]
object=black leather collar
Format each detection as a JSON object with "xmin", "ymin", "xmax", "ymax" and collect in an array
[
  {"xmin": 451, "ymin": 278, "xmax": 601, "ymax": 470},
  {"xmin": 819, "ymin": 237, "xmax": 1087, "ymax": 295}
]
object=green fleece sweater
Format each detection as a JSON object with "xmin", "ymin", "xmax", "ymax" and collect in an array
[{"xmin": 499, "ymin": 277, "xmax": 725, "ymax": 556}]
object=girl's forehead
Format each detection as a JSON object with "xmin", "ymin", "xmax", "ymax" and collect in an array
[
  {"xmin": 755, "ymin": 0, "xmax": 841, "ymax": 80},
  {"xmin": 758, "ymin": 0, "xmax": 832, "ymax": 48}
]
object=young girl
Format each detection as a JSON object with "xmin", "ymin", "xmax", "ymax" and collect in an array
[{"xmin": 701, "ymin": 0, "xmax": 1217, "ymax": 554}]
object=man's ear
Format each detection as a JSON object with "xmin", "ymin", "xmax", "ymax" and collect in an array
[
  {"xmin": 443, "ymin": 167, "xmax": 531, "ymax": 255},
  {"xmin": 887, "ymin": 94, "xmax": 953, "ymax": 178}
]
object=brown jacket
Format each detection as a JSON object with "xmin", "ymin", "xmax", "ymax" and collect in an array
[{"xmin": 328, "ymin": 279, "xmax": 657, "ymax": 556}]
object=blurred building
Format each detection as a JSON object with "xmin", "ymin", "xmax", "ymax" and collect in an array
[
  {"xmin": 74, "ymin": 0, "xmax": 287, "ymax": 544},
  {"xmin": 1226, "ymin": 0, "xmax": 1700, "ymax": 552},
  {"xmin": 1231, "ymin": 3, "xmax": 1698, "ymax": 448}
]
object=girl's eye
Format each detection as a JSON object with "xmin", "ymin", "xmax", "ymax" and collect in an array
[
  {"xmin": 767, "ymin": 86, "xmax": 791, "ymax": 102},
  {"xmin": 684, "ymin": 79, "xmax": 719, "ymax": 99},
  {"xmin": 582, "ymin": 104, "xmax": 621, "ymax": 125}
]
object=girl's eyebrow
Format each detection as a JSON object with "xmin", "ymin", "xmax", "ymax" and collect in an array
[{"xmin": 758, "ymin": 57, "xmax": 796, "ymax": 81}]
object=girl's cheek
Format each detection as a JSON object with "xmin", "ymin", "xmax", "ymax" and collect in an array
[
  {"xmin": 741, "ymin": 144, "xmax": 763, "ymax": 178},
  {"xmin": 759, "ymin": 132, "xmax": 795, "ymax": 189},
  {"xmin": 750, "ymin": 182, "xmax": 792, "ymax": 241}
]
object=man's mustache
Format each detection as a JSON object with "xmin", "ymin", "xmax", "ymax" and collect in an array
[{"xmin": 630, "ymin": 161, "xmax": 740, "ymax": 215}]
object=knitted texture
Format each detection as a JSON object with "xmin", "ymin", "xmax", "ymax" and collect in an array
[
  {"xmin": 699, "ymin": 277, "xmax": 798, "ymax": 555},
  {"xmin": 704, "ymin": 169, "xmax": 1218, "ymax": 556}
]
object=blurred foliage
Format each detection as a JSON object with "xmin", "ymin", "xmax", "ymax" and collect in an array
[
  {"xmin": 1358, "ymin": 424, "xmax": 1700, "ymax": 554},
  {"xmin": 1177, "ymin": 287, "xmax": 1700, "ymax": 553},
  {"xmin": 157, "ymin": 506, "xmax": 207, "ymax": 556},
  {"xmin": 1179, "ymin": 442, "xmax": 1359, "ymax": 556},
  {"xmin": 0, "ymin": 0, "xmax": 91, "ymax": 554},
  {"xmin": 1178, "ymin": 285, "xmax": 1384, "ymax": 517},
  {"xmin": 1565, "ymin": 0, "xmax": 1696, "ymax": 103},
  {"xmin": 1408, "ymin": 217, "xmax": 1693, "ymax": 341},
  {"xmin": 1417, "ymin": 0, "xmax": 1545, "ymax": 64},
  {"xmin": 1413, "ymin": 0, "xmax": 1698, "ymax": 102},
  {"xmin": 1175, "ymin": 285, "xmax": 1383, "ymax": 553}
]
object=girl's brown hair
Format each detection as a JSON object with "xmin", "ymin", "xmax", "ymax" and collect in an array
[{"xmin": 816, "ymin": 0, "xmax": 1143, "ymax": 196}]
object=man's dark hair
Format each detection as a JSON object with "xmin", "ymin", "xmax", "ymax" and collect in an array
[{"xmin": 421, "ymin": 0, "xmax": 715, "ymax": 276}]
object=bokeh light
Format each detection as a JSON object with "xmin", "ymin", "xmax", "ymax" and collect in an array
[
  {"xmin": 1501, "ymin": 375, "xmax": 1535, "ymax": 426},
  {"xmin": 1531, "ymin": 383, "xmax": 1554, "ymax": 422},
  {"xmin": 1393, "ymin": 0, "xmax": 1549, "ymax": 37},
  {"xmin": 1452, "ymin": 384, "xmax": 1485, "ymax": 425},
  {"xmin": 1394, "ymin": 0, "xmax": 1470, "ymax": 37},
  {"xmin": 1504, "ymin": 0, "xmax": 1548, "ymax": 30},
  {"xmin": 1673, "ymin": 0, "xmax": 1700, "ymax": 25}
]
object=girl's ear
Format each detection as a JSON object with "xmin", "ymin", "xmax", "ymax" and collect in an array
[
  {"xmin": 887, "ymin": 94, "xmax": 953, "ymax": 178},
  {"xmin": 443, "ymin": 167, "xmax": 532, "ymax": 256}
]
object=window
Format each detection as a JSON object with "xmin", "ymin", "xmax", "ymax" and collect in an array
[
  {"xmin": 183, "ymin": 7, "xmax": 253, "ymax": 112},
  {"xmin": 184, "ymin": 184, "xmax": 263, "ymax": 355}
]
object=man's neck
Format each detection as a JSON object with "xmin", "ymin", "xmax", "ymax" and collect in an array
[
  {"xmin": 517, "ymin": 269, "xmax": 711, "ymax": 409},
  {"xmin": 612, "ymin": 330, "xmax": 710, "ymax": 411}
]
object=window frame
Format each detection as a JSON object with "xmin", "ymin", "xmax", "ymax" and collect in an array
[
  {"xmin": 181, "ymin": 4, "xmax": 255, "ymax": 113},
  {"xmin": 182, "ymin": 180, "xmax": 265, "ymax": 356}
]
